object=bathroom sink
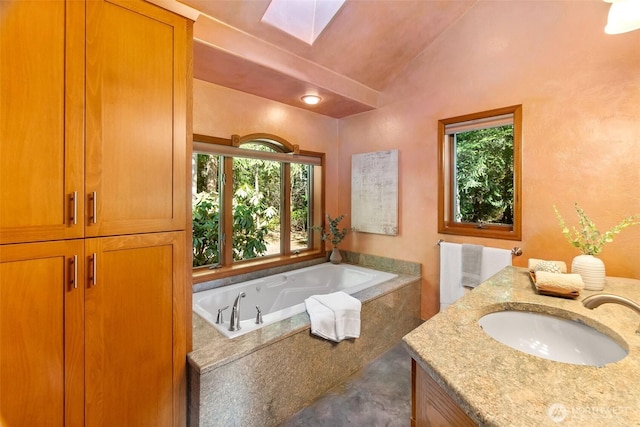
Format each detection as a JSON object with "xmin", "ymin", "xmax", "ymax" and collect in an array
[{"xmin": 478, "ymin": 310, "xmax": 627, "ymax": 367}]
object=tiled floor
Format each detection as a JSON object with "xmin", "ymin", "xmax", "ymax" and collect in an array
[{"xmin": 280, "ymin": 342, "xmax": 412, "ymax": 427}]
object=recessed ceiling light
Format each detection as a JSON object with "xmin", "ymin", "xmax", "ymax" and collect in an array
[{"xmin": 301, "ymin": 95, "xmax": 322, "ymax": 105}]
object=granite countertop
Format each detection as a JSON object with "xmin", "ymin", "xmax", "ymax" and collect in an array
[{"xmin": 403, "ymin": 266, "xmax": 640, "ymax": 427}]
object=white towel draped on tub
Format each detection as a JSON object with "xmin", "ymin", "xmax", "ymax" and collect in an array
[
  {"xmin": 440, "ymin": 243, "xmax": 512, "ymax": 311},
  {"xmin": 305, "ymin": 291, "xmax": 362, "ymax": 342}
]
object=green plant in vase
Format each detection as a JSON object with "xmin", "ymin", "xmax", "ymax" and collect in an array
[
  {"xmin": 554, "ymin": 203, "xmax": 640, "ymax": 290},
  {"xmin": 314, "ymin": 214, "xmax": 350, "ymax": 264}
]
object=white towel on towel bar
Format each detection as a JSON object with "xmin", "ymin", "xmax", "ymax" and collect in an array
[
  {"xmin": 305, "ymin": 291, "xmax": 362, "ymax": 342},
  {"xmin": 480, "ymin": 247, "xmax": 512, "ymax": 282},
  {"xmin": 439, "ymin": 242, "xmax": 464, "ymax": 311},
  {"xmin": 461, "ymin": 244, "xmax": 483, "ymax": 288},
  {"xmin": 439, "ymin": 243, "xmax": 512, "ymax": 311}
]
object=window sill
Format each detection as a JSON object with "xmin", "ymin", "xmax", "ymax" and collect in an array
[
  {"xmin": 438, "ymin": 222, "xmax": 521, "ymax": 241},
  {"xmin": 192, "ymin": 251, "xmax": 326, "ymax": 284}
]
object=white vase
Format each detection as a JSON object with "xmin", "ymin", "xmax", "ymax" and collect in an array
[
  {"xmin": 571, "ymin": 254, "xmax": 606, "ymax": 291},
  {"xmin": 329, "ymin": 247, "xmax": 342, "ymax": 264}
]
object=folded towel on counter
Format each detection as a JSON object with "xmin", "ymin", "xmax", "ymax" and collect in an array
[
  {"xmin": 534, "ymin": 271, "xmax": 584, "ymax": 299},
  {"xmin": 461, "ymin": 244, "xmax": 483, "ymax": 288},
  {"xmin": 528, "ymin": 258, "xmax": 568, "ymax": 273},
  {"xmin": 304, "ymin": 291, "xmax": 362, "ymax": 342}
]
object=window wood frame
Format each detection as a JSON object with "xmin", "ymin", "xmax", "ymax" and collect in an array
[
  {"xmin": 192, "ymin": 134, "xmax": 326, "ymax": 284},
  {"xmin": 437, "ymin": 105, "xmax": 522, "ymax": 241}
]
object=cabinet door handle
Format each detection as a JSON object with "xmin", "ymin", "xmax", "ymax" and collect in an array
[
  {"xmin": 90, "ymin": 253, "xmax": 97, "ymax": 286},
  {"xmin": 70, "ymin": 191, "xmax": 78, "ymax": 225},
  {"xmin": 71, "ymin": 255, "xmax": 78, "ymax": 289},
  {"xmin": 90, "ymin": 191, "xmax": 97, "ymax": 224}
]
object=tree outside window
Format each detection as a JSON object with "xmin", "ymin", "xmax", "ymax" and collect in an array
[
  {"xmin": 438, "ymin": 105, "xmax": 522, "ymax": 240},
  {"xmin": 454, "ymin": 124, "xmax": 514, "ymax": 225}
]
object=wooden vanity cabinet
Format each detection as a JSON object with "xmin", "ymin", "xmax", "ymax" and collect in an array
[
  {"xmin": 412, "ymin": 359, "xmax": 477, "ymax": 427},
  {"xmin": 1, "ymin": 1, "xmax": 192, "ymax": 426}
]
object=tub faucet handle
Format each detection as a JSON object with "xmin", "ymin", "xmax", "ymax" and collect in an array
[
  {"xmin": 255, "ymin": 305, "xmax": 263, "ymax": 324},
  {"xmin": 216, "ymin": 306, "xmax": 229, "ymax": 324}
]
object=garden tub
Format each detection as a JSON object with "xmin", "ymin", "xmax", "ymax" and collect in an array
[{"xmin": 193, "ymin": 262, "xmax": 398, "ymax": 338}]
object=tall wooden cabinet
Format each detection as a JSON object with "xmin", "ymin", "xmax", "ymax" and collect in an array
[
  {"xmin": 1, "ymin": 0, "xmax": 85, "ymax": 244},
  {"xmin": 85, "ymin": 0, "xmax": 187, "ymax": 238},
  {"xmin": 0, "ymin": 1, "xmax": 192, "ymax": 426}
]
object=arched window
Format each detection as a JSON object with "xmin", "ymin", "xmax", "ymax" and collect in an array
[{"xmin": 192, "ymin": 133, "xmax": 325, "ymax": 282}]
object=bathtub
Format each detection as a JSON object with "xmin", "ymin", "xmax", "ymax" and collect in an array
[{"xmin": 193, "ymin": 262, "xmax": 398, "ymax": 338}]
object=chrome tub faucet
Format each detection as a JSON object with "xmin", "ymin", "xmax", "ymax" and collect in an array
[{"xmin": 229, "ymin": 291, "xmax": 246, "ymax": 332}]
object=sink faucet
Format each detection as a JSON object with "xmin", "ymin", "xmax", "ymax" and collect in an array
[
  {"xmin": 582, "ymin": 293, "xmax": 640, "ymax": 334},
  {"xmin": 229, "ymin": 291, "xmax": 246, "ymax": 332}
]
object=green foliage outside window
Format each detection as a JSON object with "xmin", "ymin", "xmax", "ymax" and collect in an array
[
  {"xmin": 191, "ymin": 146, "xmax": 312, "ymax": 268},
  {"xmin": 232, "ymin": 183, "xmax": 276, "ymax": 260},
  {"xmin": 192, "ymin": 186, "xmax": 275, "ymax": 267},
  {"xmin": 455, "ymin": 125, "xmax": 514, "ymax": 225},
  {"xmin": 192, "ymin": 191, "xmax": 220, "ymax": 267},
  {"xmin": 290, "ymin": 163, "xmax": 310, "ymax": 233}
]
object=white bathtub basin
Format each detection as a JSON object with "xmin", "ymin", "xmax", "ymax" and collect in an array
[{"xmin": 478, "ymin": 310, "xmax": 627, "ymax": 367}]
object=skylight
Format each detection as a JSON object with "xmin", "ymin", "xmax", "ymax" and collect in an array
[{"xmin": 261, "ymin": 0, "xmax": 346, "ymax": 45}]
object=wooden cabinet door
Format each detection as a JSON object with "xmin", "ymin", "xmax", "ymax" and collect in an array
[
  {"xmin": 0, "ymin": 240, "xmax": 84, "ymax": 427},
  {"xmin": 413, "ymin": 360, "xmax": 477, "ymax": 427},
  {"xmin": 85, "ymin": 0, "xmax": 187, "ymax": 237},
  {"xmin": 0, "ymin": 0, "xmax": 85, "ymax": 244},
  {"xmin": 85, "ymin": 232, "xmax": 186, "ymax": 427}
]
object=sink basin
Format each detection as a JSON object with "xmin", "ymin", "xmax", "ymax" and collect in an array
[{"xmin": 478, "ymin": 310, "xmax": 627, "ymax": 367}]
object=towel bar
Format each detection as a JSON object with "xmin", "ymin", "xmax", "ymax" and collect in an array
[
  {"xmin": 511, "ymin": 247, "xmax": 523, "ymax": 256},
  {"xmin": 436, "ymin": 239, "xmax": 523, "ymax": 257}
]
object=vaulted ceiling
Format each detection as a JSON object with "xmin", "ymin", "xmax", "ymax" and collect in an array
[{"xmin": 181, "ymin": 0, "xmax": 477, "ymax": 117}]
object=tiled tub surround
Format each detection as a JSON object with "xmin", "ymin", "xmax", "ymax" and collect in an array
[
  {"xmin": 403, "ymin": 266, "xmax": 640, "ymax": 427},
  {"xmin": 188, "ymin": 254, "xmax": 422, "ymax": 427}
]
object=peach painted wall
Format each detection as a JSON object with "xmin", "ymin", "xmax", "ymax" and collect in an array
[
  {"xmin": 192, "ymin": 79, "xmax": 340, "ymax": 214},
  {"xmin": 338, "ymin": 1, "xmax": 640, "ymax": 319}
]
